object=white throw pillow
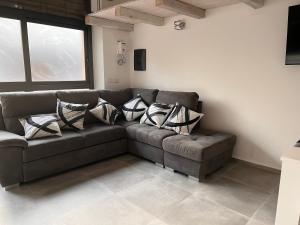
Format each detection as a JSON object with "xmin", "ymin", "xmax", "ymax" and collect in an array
[
  {"xmin": 90, "ymin": 98, "xmax": 120, "ymax": 125},
  {"xmin": 122, "ymin": 96, "xmax": 148, "ymax": 121},
  {"xmin": 19, "ymin": 114, "xmax": 62, "ymax": 140},
  {"xmin": 140, "ymin": 102, "xmax": 173, "ymax": 128},
  {"xmin": 162, "ymin": 103, "xmax": 204, "ymax": 135},
  {"xmin": 56, "ymin": 100, "xmax": 88, "ymax": 130}
]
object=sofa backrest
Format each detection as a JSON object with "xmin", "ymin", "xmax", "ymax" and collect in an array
[
  {"xmin": 56, "ymin": 90, "xmax": 99, "ymax": 125},
  {"xmin": 99, "ymin": 89, "xmax": 132, "ymax": 110},
  {"xmin": 0, "ymin": 88, "xmax": 203, "ymax": 134},
  {"xmin": 0, "ymin": 104, "xmax": 5, "ymax": 130},
  {"xmin": 131, "ymin": 88, "xmax": 159, "ymax": 106},
  {"xmin": 0, "ymin": 91, "xmax": 57, "ymax": 135},
  {"xmin": 155, "ymin": 90, "xmax": 199, "ymax": 111}
]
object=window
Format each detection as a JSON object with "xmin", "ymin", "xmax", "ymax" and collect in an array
[
  {"xmin": 0, "ymin": 17, "xmax": 25, "ymax": 82},
  {"xmin": 0, "ymin": 7, "xmax": 93, "ymax": 92},
  {"xmin": 27, "ymin": 23, "xmax": 86, "ymax": 82}
]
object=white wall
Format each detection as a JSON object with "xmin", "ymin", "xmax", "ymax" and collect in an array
[
  {"xmin": 129, "ymin": 0, "xmax": 300, "ymax": 169},
  {"xmin": 92, "ymin": 27, "xmax": 131, "ymax": 90},
  {"xmin": 92, "ymin": 26, "xmax": 105, "ymax": 89}
]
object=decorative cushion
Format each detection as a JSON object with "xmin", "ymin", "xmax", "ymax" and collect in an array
[
  {"xmin": 56, "ymin": 100, "xmax": 88, "ymax": 130},
  {"xmin": 56, "ymin": 90, "xmax": 100, "ymax": 125},
  {"xmin": 90, "ymin": 98, "xmax": 120, "ymax": 125},
  {"xmin": 140, "ymin": 103, "xmax": 173, "ymax": 128},
  {"xmin": 0, "ymin": 91, "xmax": 57, "ymax": 135},
  {"xmin": 122, "ymin": 96, "xmax": 148, "ymax": 121},
  {"xmin": 162, "ymin": 103, "xmax": 204, "ymax": 135},
  {"xmin": 19, "ymin": 114, "xmax": 62, "ymax": 140}
]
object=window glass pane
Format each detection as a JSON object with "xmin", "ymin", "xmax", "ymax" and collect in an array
[
  {"xmin": 0, "ymin": 17, "xmax": 25, "ymax": 82},
  {"xmin": 27, "ymin": 23, "xmax": 86, "ymax": 81}
]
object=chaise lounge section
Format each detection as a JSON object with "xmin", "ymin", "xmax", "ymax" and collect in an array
[{"xmin": 0, "ymin": 88, "xmax": 236, "ymax": 189}]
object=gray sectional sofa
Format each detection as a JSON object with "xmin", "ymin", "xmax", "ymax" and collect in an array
[{"xmin": 0, "ymin": 88, "xmax": 236, "ymax": 189}]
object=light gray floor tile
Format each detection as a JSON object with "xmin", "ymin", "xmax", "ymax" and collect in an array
[
  {"xmin": 252, "ymin": 193, "xmax": 278, "ymax": 225},
  {"xmin": 126, "ymin": 159, "xmax": 167, "ymax": 176},
  {"xmin": 0, "ymin": 186, "xmax": 39, "ymax": 225},
  {"xmin": 54, "ymin": 196, "xmax": 156, "ymax": 225},
  {"xmin": 0, "ymin": 176, "xmax": 114, "ymax": 225},
  {"xmin": 118, "ymin": 177, "xmax": 191, "ymax": 217},
  {"xmin": 193, "ymin": 176, "xmax": 269, "ymax": 217},
  {"xmin": 91, "ymin": 161, "xmax": 153, "ymax": 193},
  {"xmin": 0, "ymin": 185, "xmax": 35, "ymax": 211},
  {"xmin": 157, "ymin": 169, "xmax": 206, "ymax": 193},
  {"xmin": 221, "ymin": 163, "xmax": 280, "ymax": 193},
  {"xmin": 0, "ymin": 204, "xmax": 56, "ymax": 225},
  {"xmin": 33, "ymin": 180, "xmax": 114, "ymax": 213},
  {"xmin": 160, "ymin": 196, "xmax": 248, "ymax": 225},
  {"xmin": 0, "ymin": 157, "xmax": 279, "ymax": 225},
  {"xmin": 80, "ymin": 158, "xmax": 131, "ymax": 177},
  {"xmin": 246, "ymin": 219, "xmax": 268, "ymax": 225},
  {"xmin": 147, "ymin": 219, "xmax": 169, "ymax": 225}
]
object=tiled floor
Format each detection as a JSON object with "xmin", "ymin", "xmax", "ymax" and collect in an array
[{"xmin": 0, "ymin": 154, "xmax": 280, "ymax": 225}]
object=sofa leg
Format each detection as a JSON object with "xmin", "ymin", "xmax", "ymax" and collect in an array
[{"xmin": 5, "ymin": 183, "xmax": 20, "ymax": 191}]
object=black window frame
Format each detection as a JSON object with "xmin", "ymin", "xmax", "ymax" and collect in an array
[{"xmin": 0, "ymin": 6, "xmax": 94, "ymax": 92}]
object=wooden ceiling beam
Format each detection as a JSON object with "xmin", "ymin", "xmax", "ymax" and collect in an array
[
  {"xmin": 155, "ymin": 0, "xmax": 205, "ymax": 19},
  {"xmin": 115, "ymin": 6, "xmax": 165, "ymax": 26},
  {"xmin": 101, "ymin": 0, "xmax": 135, "ymax": 10},
  {"xmin": 85, "ymin": 16, "xmax": 134, "ymax": 32},
  {"xmin": 240, "ymin": 0, "xmax": 264, "ymax": 9}
]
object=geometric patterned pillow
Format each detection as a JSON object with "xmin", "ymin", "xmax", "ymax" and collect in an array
[
  {"xmin": 162, "ymin": 103, "xmax": 204, "ymax": 135},
  {"xmin": 140, "ymin": 102, "xmax": 173, "ymax": 128},
  {"xmin": 56, "ymin": 100, "xmax": 88, "ymax": 131},
  {"xmin": 90, "ymin": 98, "xmax": 120, "ymax": 125},
  {"xmin": 122, "ymin": 96, "xmax": 148, "ymax": 121},
  {"xmin": 19, "ymin": 114, "xmax": 62, "ymax": 140}
]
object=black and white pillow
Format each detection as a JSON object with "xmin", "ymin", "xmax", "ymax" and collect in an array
[
  {"xmin": 56, "ymin": 100, "xmax": 88, "ymax": 130},
  {"xmin": 162, "ymin": 103, "xmax": 204, "ymax": 135},
  {"xmin": 122, "ymin": 96, "xmax": 148, "ymax": 121},
  {"xmin": 19, "ymin": 114, "xmax": 62, "ymax": 140},
  {"xmin": 140, "ymin": 103, "xmax": 173, "ymax": 128},
  {"xmin": 90, "ymin": 98, "xmax": 120, "ymax": 125}
]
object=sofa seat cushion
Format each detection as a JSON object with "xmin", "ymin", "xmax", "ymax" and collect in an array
[
  {"xmin": 115, "ymin": 120, "xmax": 139, "ymax": 128},
  {"xmin": 162, "ymin": 129, "xmax": 236, "ymax": 162},
  {"xmin": 126, "ymin": 124, "xmax": 176, "ymax": 149},
  {"xmin": 79, "ymin": 124, "xmax": 126, "ymax": 147},
  {"xmin": 24, "ymin": 131, "xmax": 85, "ymax": 163}
]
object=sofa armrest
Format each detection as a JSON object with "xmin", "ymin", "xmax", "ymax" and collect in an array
[
  {"xmin": 0, "ymin": 130, "xmax": 28, "ymax": 148},
  {"xmin": 0, "ymin": 131, "xmax": 26, "ymax": 188}
]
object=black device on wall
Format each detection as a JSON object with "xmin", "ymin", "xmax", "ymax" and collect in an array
[
  {"xmin": 286, "ymin": 4, "xmax": 300, "ymax": 65},
  {"xmin": 134, "ymin": 49, "xmax": 146, "ymax": 71}
]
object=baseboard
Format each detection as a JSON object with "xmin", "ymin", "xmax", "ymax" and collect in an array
[{"xmin": 232, "ymin": 158, "xmax": 281, "ymax": 174}]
